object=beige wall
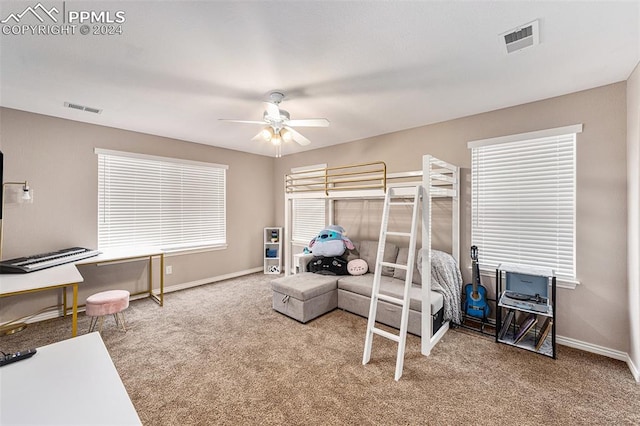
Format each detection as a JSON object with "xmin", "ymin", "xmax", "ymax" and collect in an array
[
  {"xmin": 627, "ymin": 62, "xmax": 640, "ymax": 378},
  {"xmin": 275, "ymin": 82, "xmax": 629, "ymax": 353},
  {"xmin": 0, "ymin": 108, "xmax": 275, "ymax": 321}
]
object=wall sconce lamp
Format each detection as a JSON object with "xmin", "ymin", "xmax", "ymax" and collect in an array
[{"xmin": 0, "ymin": 181, "xmax": 33, "ymax": 260}]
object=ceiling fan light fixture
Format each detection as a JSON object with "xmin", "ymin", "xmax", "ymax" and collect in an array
[
  {"xmin": 281, "ymin": 128, "xmax": 293, "ymax": 143},
  {"xmin": 261, "ymin": 127, "xmax": 274, "ymax": 142},
  {"xmin": 220, "ymin": 90, "xmax": 328, "ymax": 156}
]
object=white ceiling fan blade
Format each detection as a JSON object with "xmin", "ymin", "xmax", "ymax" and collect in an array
[
  {"xmin": 285, "ymin": 126, "xmax": 311, "ymax": 146},
  {"xmin": 286, "ymin": 118, "xmax": 330, "ymax": 127},
  {"xmin": 251, "ymin": 130, "xmax": 265, "ymax": 141},
  {"xmin": 219, "ymin": 119, "xmax": 265, "ymax": 125},
  {"xmin": 264, "ymin": 102, "xmax": 281, "ymax": 120}
]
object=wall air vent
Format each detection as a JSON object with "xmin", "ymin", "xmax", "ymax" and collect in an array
[
  {"xmin": 64, "ymin": 102, "xmax": 102, "ymax": 114},
  {"xmin": 500, "ymin": 20, "xmax": 539, "ymax": 54}
]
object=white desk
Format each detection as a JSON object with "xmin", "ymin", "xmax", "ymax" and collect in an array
[
  {"xmin": 76, "ymin": 247, "xmax": 165, "ymax": 306},
  {"xmin": 0, "ymin": 248, "xmax": 164, "ymax": 338},
  {"xmin": 0, "ymin": 332, "xmax": 141, "ymax": 425},
  {"xmin": 0, "ymin": 264, "xmax": 83, "ymax": 336}
]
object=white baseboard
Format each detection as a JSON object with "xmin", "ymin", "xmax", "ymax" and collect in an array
[
  {"xmin": 19, "ymin": 267, "xmax": 263, "ymax": 326},
  {"xmin": 162, "ymin": 267, "xmax": 263, "ymax": 293},
  {"xmin": 23, "ymin": 308, "xmax": 66, "ymax": 325},
  {"xmin": 625, "ymin": 355, "xmax": 640, "ymax": 382},
  {"xmin": 556, "ymin": 335, "xmax": 629, "ymax": 362}
]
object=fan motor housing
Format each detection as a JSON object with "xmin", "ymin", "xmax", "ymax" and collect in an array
[
  {"xmin": 268, "ymin": 91, "xmax": 285, "ymax": 104},
  {"xmin": 264, "ymin": 109, "xmax": 290, "ymax": 122}
]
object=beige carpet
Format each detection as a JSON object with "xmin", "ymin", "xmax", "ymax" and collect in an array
[{"xmin": 2, "ymin": 273, "xmax": 639, "ymax": 425}]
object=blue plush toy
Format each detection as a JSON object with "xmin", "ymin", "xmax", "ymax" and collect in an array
[{"xmin": 308, "ymin": 225, "xmax": 355, "ymax": 257}]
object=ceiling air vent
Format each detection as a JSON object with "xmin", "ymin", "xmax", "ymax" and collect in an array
[
  {"xmin": 64, "ymin": 102, "xmax": 102, "ymax": 114},
  {"xmin": 500, "ymin": 20, "xmax": 539, "ymax": 54}
]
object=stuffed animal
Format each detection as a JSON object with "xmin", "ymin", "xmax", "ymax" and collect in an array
[
  {"xmin": 308, "ymin": 225, "xmax": 355, "ymax": 257},
  {"xmin": 347, "ymin": 259, "xmax": 368, "ymax": 275}
]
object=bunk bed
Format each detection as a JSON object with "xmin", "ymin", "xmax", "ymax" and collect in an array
[{"xmin": 283, "ymin": 155, "xmax": 460, "ymax": 356}]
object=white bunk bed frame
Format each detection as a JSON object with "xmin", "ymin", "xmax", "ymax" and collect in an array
[{"xmin": 283, "ymin": 155, "xmax": 460, "ymax": 356}]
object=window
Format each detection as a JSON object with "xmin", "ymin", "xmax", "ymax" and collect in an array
[
  {"xmin": 292, "ymin": 198, "xmax": 326, "ymax": 243},
  {"xmin": 291, "ymin": 164, "xmax": 326, "ymax": 244},
  {"xmin": 468, "ymin": 125, "xmax": 581, "ymax": 283},
  {"xmin": 96, "ymin": 149, "xmax": 227, "ymax": 251}
]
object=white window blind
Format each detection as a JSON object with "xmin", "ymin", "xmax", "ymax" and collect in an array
[
  {"xmin": 96, "ymin": 149, "xmax": 227, "ymax": 251},
  {"xmin": 469, "ymin": 127, "xmax": 578, "ymax": 281},
  {"xmin": 291, "ymin": 164, "xmax": 326, "ymax": 244},
  {"xmin": 292, "ymin": 198, "xmax": 326, "ymax": 243}
]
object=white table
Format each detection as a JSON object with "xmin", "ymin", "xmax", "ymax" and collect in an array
[
  {"xmin": 0, "ymin": 247, "xmax": 165, "ymax": 338},
  {"xmin": 76, "ymin": 247, "xmax": 165, "ymax": 306},
  {"xmin": 0, "ymin": 332, "xmax": 141, "ymax": 425},
  {"xmin": 0, "ymin": 264, "xmax": 83, "ymax": 336}
]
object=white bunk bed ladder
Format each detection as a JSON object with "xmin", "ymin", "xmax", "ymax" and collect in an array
[{"xmin": 362, "ymin": 184, "xmax": 422, "ymax": 381}]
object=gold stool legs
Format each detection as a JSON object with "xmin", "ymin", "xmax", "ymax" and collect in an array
[
  {"xmin": 113, "ymin": 311, "xmax": 127, "ymax": 332},
  {"xmin": 88, "ymin": 316, "xmax": 99, "ymax": 333},
  {"xmin": 88, "ymin": 312, "xmax": 126, "ymax": 333}
]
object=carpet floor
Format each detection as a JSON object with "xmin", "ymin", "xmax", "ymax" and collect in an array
[{"xmin": 2, "ymin": 272, "xmax": 639, "ymax": 425}]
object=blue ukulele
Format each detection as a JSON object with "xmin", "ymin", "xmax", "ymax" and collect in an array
[{"xmin": 464, "ymin": 246, "xmax": 490, "ymax": 320}]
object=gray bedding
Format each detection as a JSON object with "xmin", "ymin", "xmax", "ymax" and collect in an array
[{"xmin": 417, "ymin": 249, "xmax": 463, "ymax": 325}]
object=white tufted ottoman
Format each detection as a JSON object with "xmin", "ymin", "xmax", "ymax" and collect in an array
[{"xmin": 85, "ymin": 290, "xmax": 130, "ymax": 333}]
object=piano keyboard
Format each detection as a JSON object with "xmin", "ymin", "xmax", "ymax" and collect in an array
[{"xmin": 0, "ymin": 247, "xmax": 100, "ymax": 274}]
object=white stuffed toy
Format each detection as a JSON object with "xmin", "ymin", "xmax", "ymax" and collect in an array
[
  {"xmin": 347, "ymin": 259, "xmax": 368, "ymax": 275},
  {"xmin": 308, "ymin": 225, "xmax": 355, "ymax": 257}
]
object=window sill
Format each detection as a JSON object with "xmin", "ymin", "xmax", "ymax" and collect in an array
[
  {"xmin": 555, "ymin": 279, "xmax": 580, "ymax": 290},
  {"xmin": 161, "ymin": 244, "xmax": 228, "ymax": 257}
]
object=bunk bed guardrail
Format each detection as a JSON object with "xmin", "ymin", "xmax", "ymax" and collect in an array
[
  {"xmin": 285, "ymin": 159, "xmax": 457, "ymax": 197},
  {"xmin": 285, "ymin": 161, "xmax": 387, "ymax": 196}
]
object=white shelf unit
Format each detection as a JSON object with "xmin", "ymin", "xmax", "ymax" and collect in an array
[{"xmin": 264, "ymin": 227, "xmax": 282, "ymax": 274}]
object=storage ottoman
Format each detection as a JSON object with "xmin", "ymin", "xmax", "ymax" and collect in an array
[{"xmin": 271, "ymin": 273, "xmax": 338, "ymax": 323}]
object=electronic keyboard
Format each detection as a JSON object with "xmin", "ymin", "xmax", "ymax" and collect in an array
[{"xmin": 0, "ymin": 247, "xmax": 100, "ymax": 274}]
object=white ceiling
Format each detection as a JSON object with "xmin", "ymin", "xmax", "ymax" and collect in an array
[{"xmin": 1, "ymin": 1, "xmax": 639, "ymax": 157}]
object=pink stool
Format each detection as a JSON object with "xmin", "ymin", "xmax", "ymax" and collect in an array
[{"xmin": 86, "ymin": 290, "xmax": 130, "ymax": 333}]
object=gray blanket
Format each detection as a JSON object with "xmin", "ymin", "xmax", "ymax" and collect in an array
[{"xmin": 417, "ymin": 249, "xmax": 463, "ymax": 325}]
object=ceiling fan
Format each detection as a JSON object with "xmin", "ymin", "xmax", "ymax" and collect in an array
[{"xmin": 219, "ymin": 92, "xmax": 329, "ymax": 156}]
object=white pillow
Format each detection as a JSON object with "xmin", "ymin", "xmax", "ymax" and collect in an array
[{"xmin": 347, "ymin": 259, "xmax": 368, "ymax": 275}]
